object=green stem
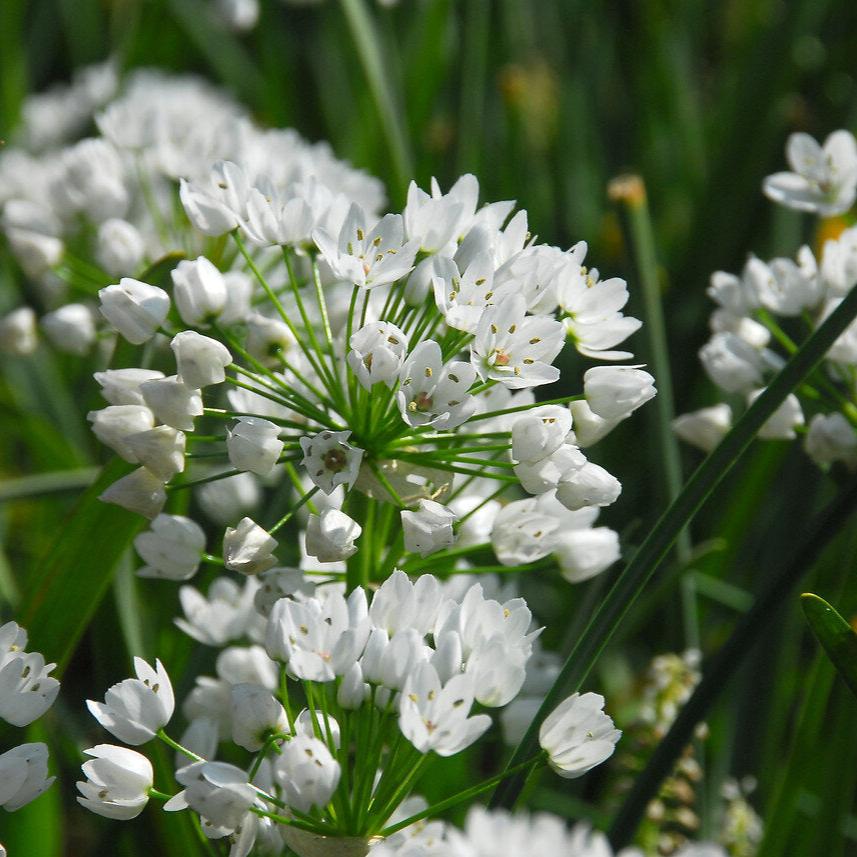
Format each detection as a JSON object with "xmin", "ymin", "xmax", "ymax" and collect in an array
[{"xmin": 489, "ymin": 281, "xmax": 857, "ymax": 810}]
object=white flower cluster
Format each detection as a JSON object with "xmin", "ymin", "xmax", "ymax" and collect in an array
[
  {"xmin": 0, "ymin": 65, "xmax": 383, "ymax": 359},
  {"xmin": 678, "ymin": 128, "xmax": 857, "ymax": 470},
  {"xmin": 77, "ymin": 572, "xmax": 621, "ymax": 856},
  {"xmin": 372, "ymin": 804, "xmax": 727, "ymax": 857},
  {"xmin": 0, "ymin": 621, "xmax": 60, "ymax": 816},
  {"xmin": 74, "ymin": 163, "xmax": 654, "ymax": 594}
]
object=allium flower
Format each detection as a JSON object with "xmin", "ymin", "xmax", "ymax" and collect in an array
[
  {"xmin": 0, "ymin": 623, "xmax": 60, "ymax": 727},
  {"xmin": 0, "ymin": 306, "xmax": 38, "ymax": 355},
  {"xmin": 538, "ymin": 692, "xmax": 620, "ymax": 778},
  {"xmin": 171, "ymin": 256, "xmax": 229, "ymax": 327},
  {"xmin": 0, "ymin": 743, "xmax": 55, "ymax": 812},
  {"xmin": 583, "ymin": 365, "xmax": 657, "ymax": 421},
  {"xmin": 87, "ymin": 657, "xmax": 175, "ymax": 745},
  {"xmin": 673, "ymin": 404, "xmax": 732, "ymax": 453},
  {"xmin": 41, "ymin": 303, "xmax": 96, "ymax": 355},
  {"xmin": 274, "ymin": 735, "xmax": 341, "ymax": 812},
  {"xmin": 140, "ymin": 375, "xmax": 204, "ymax": 430},
  {"xmin": 77, "ymin": 744, "xmax": 153, "ymax": 820},
  {"xmin": 301, "ymin": 430, "xmax": 364, "ymax": 494},
  {"xmin": 314, "ymin": 203, "xmax": 419, "ymax": 289},
  {"xmin": 747, "ymin": 389, "xmax": 804, "ymax": 440},
  {"xmin": 99, "ymin": 466, "xmax": 167, "ymax": 519},
  {"xmin": 230, "ymin": 683, "xmax": 288, "ymax": 751},
  {"xmin": 305, "ymin": 508, "xmax": 362, "ymax": 562},
  {"xmin": 348, "ymin": 321, "xmax": 409, "ymax": 388},
  {"xmin": 399, "ymin": 662, "xmax": 491, "ymax": 756},
  {"xmin": 763, "ymin": 130, "xmax": 857, "ymax": 216},
  {"xmin": 471, "ymin": 295, "xmax": 565, "ymax": 389},
  {"xmin": 134, "ymin": 514, "xmax": 206, "ymax": 580},
  {"xmin": 398, "ymin": 341, "xmax": 477, "ymax": 428},
  {"xmin": 172, "ymin": 761, "xmax": 256, "ymax": 831}
]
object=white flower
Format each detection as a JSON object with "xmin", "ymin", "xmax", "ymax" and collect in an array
[
  {"xmin": 87, "ymin": 657, "xmax": 175, "ymax": 745},
  {"xmin": 338, "ymin": 662, "xmax": 369, "ymax": 709},
  {"xmin": 274, "ymin": 735, "xmax": 341, "ymax": 813},
  {"xmin": 511, "ymin": 405, "xmax": 573, "ymax": 463},
  {"xmin": 266, "ymin": 590, "xmax": 367, "ymax": 681},
  {"xmin": 557, "ymin": 253, "xmax": 642, "ymax": 361},
  {"xmin": 348, "ymin": 321, "xmax": 409, "ymax": 389},
  {"xmin": 223, "ymin": 517, "xmax": 278, "ymax": 575},
  {"xmin": 0, "ymin": 648, "xmax": 60, "ymax": 727},
  {"xmin": 99, "ymin": 467, "xmax": 167, "ymax": 519},
  {"xmin": 227, "ymin": 417, "xmax": 284, "ymax": 476},
  {"xmin": 432, "ymin": 251, "xmax": 512, "ymax": 333},
  {"xmin": 171, "ymin": 331, "xmax": 232, "ymax": 388},
  {"xmin": 0, "ymin": 306, "xmax": 38, "ymax": 355},
  {"xmin": 747, "ymin": 389, "xmax": 804, "ymax": 440},
  {"xmin": 98, "ymin": 278, "xmax": 170, "ymax": 344},
  {"xmin": 76, "ymin": 744, "xmax": 153, "ymax": 820},
  {"xmin": 555, "ymin": 458, "xmax": 622, "ymax": 511},
  {"xmin": 96, "ymin": 218, "xmax": 145, "ymax": 276},
  {"xmin": 404, "ymin": 174, "xmax": 479, "ymax": 253},
  {"xmin": 756, "ymin": 253, "xmax": 822, "ymax": 316},
  {"xmin": 140, "ymin": 375, "xmax": 203, "ymax": 430},
  {"xmin": 135, "ymin": 514, "xmax": 205, "ymax": 580},
  {"xmin": 370, "ymin": 570, "xmax": 443, "ymax": 636},
  {"xmin": 245, "ymin": 312, "xmax": 296, "ymax": 364},
  {"xmin": 568, "ymin": 400, "xmax": 621, "ymax": 448},
  {"xmin": 805, "ymin": 412, "xmax": 857, "ymax": 468},
  {"xmin": 171, "ymin": 256, "xmax": 229, "ymax": 326},
  {"xmin": 554, "ymin": 527, "xmax": 620, "ymax": 583},
  {"xmin": 314, "ymin": 203, "xmax": 419, "ymax": 289},
  {"xmin": 538, "ymin": 692, "xmax": 620, "ymax": 778},
  {"xmin": 300, "ymin": 430, "xmax": 364, "ymax": 494},
  {"xmin": 123, "ymin": 425, "xmax": 186, "ymax": 480},
  {"xmin": 231, "ymin": 684, "xmax": 288, "ymax": 751},
  {"xmin": 402, "ymin": 500, "xmax": 456, "ymax": 557},
  {"xmin": 179, "ymin": 162, "xmax": 246, "ymax": 236},
  {"xmin": 176, "ymin": 577, "xmax": 260, "ymax": 646},
  {"xmin": 673, "ymin": 404, "xmax": 733, "ymax": 453},
  {"xmin": 41, "ymin": 303, "xmax": 96, "ymax": 355},
  {"xmin": 491, "ymin": 497, "xmax": 559, "ymax": 565},
  {"xmin": 94, "ymin": 368, "xmax": 165, "ymax": 406},
  {"xmin": 471, "ymin": 295, "xmax": 565, "ymax": 389},
  {"xmin": 87, "ymin": 405, "xmax": 155, "ymax": 462},
  {"xmin": 399, "ymin": 662, "xmax": 491, "ymax": 756},
  {"xmin": 254, "ymin": 567, "xmax": 313, "ymax": 617},
  {"xmin": 398, "ymin": 340, "xmax": 477, "ymax": 429},
  {"xmin": 173, "ymin": 761, "xmax": 256, "ymax": 831},
  {"xmin": 0, "ymin": 743, "xmax": 54, "ymax": 812},
  {"xmin": 699, "ymin": 332, "xmax": 765, "ymax": 393},
  {"xmin": 305, "ymin": 509, "xmax": 362, "ymax": 562},
  {"xmin": 216, "ymin": 0, "xmax": 259, "ymax": 31},
  {"xmin": 821, "ymin": 225, "xmax": 857, "ymax": 296},
  {"xmin": 583, "ymin": 366, "xmax": 657, "ymax": 421},
  {"xmin": 514, "ymin": 444, "xmax": 586, "ymax": 495},
  {"xmin": 763, "ymin": 130, "xmax": 857, "ymax": 216}
]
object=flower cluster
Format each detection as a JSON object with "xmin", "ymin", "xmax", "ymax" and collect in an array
[
  {"xmin": 0, "ymin": 622, "xmax": 60, "ymax": 818},
  {"xmin": 677, "ymin": 128, "xmax": 857, "ymax": 471},
  {"xmin": 78, "ymin": 572, "xmax": 622, "ymax": 856}
]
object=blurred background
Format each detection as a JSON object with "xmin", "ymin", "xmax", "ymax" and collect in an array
[{"xmin": 2, "ymin": 1, "xmax": 857, "ymax": 854}]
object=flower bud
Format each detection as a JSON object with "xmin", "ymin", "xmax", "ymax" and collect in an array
[
  {"xmin": 95, "ymin": 368, "xmax": 165, "ymax": 406},
  {"xmin": 223, "ymin": 517, "xmax": 278, "ymax": 575},
  {"xmin": 231, "ymin": 683, "xmax": 288, "ymax": 752},
  {"xmin": 274, "ymin": 735, "xmax": 341, "ymax": 813},
  {"xmin": 41, "ymin": 303, "xmax": 96, "ymax": 355},
  {"xmin": 227, "ymin": 417, "xmax": 283, "ymax": 476},
  {"xmin": 672, "ymin": 404, "xmax": 732, "ymax": 453},
  {"xmin": 583, "ymin": 365, "xmax": 657, "ymax": 421},
  {"xmin": 554, "ymin": 527, "xmax": 620, "ymax": 583},
  {"xmin": 305, "ymin": 509, "xmax": 362, "ymax": 562},
  {"xmin": 569, "ymin": 400, "xmax": 621, "ymax": 447},
  {"xmin": 0, "ymin": 306, "xmax": 38, "ymax": 355},
  {"xmin": 99, "ymin": 467, "xmax": 167, "ymax": 519},
  {"xmin": 555, "ymin": 461, "xmax": 621, "ymax": 511},
  {"xmin": 124, "ymin": 425, "xmax": 186, "ymax": 480},
  {"xmin": 747, "ymin": 389, "xmax": 804, "ymax": 440},
  {"xmin": 0, "ymin": 743, "xmax": 54, "ymax": 811},
  {"xmin": 171, "ymin": 256, "xmax": 228, "ymax": 326},
  {"xmin": 171, "ymin": 330, "xmax": 232, "ymax": 388},
  {"xmin": 401, "ymin": 499, "xmax": 456, "ymax": 557},
  {"xmin": 98, "ymin": 278, "xmax": 169, "ymax": 344},
  {"xmin": 96, "ymin": 218, "xmax": 145, "ymax": 276},
  {"xmin": 347, "ymin": 321, "xmax": 409, "ymax": 389},
  {"xmin": 140, "ymin": 375, "xmax": 203, "ymax": 431},
  {"xmin": 135, "ymin": 514, "xmax": 205, "ymax": 581},
  {"xmin": 511, "ymin": 405, "xmax": 573, "ymax": 463},
  {"xmin": 245, "ymin": 312, "xmax": 295, "ymax": 364},
  {"xmin": 337, "ymin": 662, "xmax": 368, "ymax": 709},
  {"xmin": 87, "ymin": 405, "xmax": 155, "ymax": 462}
]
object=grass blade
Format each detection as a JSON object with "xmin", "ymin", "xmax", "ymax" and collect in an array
[
  {"xmin": 17, "ymin": 457, "xmax": 144, "ymax": 676},
  {"xmin": 801, "ymin": 592, "xmax": 857, "ymax": 699}
]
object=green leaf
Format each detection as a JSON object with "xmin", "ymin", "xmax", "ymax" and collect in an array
[
  {"xmin": 801, "ymin": 593, "xmax": 857, "ymax": 699},
  {"xmin": 17, "ymin": 458, "xmax": 145, "ymax": 676}
]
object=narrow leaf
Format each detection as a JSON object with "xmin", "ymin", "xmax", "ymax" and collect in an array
[{"xmin": 801, "ymin": 592, "xmax": 857, "ymax": 699}]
